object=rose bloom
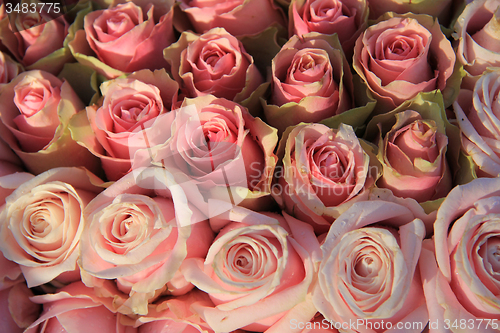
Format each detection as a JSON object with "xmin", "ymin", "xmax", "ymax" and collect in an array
[
  {"xmin": 79, "ymin": 2, "xmax": 175, "ymax": 78},
  {"xmin": 164, "ymin": 27, "xmax": 263, "ymax": 102},
  {"xmin": 375, "ymin": 110, "xmax": 452, "ymax": 202},
  {"xmin": 273, "ymin": 123, "xmax": 375, "ymax": 233},
  {"xmin": 148, "ymin": 95, "xmax": 278, "ymax": 214},
  {"xmin": 81, "ymin": 69, "xmax": 178, "ymax": 181},
  {"xmin": 289, "ymin": 0, "xmax": 368, "ymax": 57},
  {"xmin": 79, "ymin": 168, "xmax": 214, "ymax": 316},
  {"xmin": 181, "ymin": 208, "xmax": 320, "ymax": 332},
  {"xmin": 453, "ymin": 67, "xmax": 500, "ymax": 177},
  {"xmin": 0, "ymin": 8, "xmax": 69, "ymax": 70},
  {"xmin": 179, "ymin": 0, "xmax": 286, "ymax": 36},
  {"xmin": 25, "ymin": 282, "xmax": 136, "ymax": 333},
  {"xmin": 0, "ymin": 70, "xmax": 99, "ymax": 174},
  {"xmin": 313, "ymin": 199, "xmax": 428, "ymax": 333},
  {"xmin": 423, "ymin": 177, "xmax": 500, "ymax": 332},
  {"xmin": 455, "ymin": 0, "xmax": 500, "ymax": 83},
  {"xmin": 353, "ymin": 13, "xmax": 457, "ymax": 113},
  {"xmin": 0, "ymin": 167, "xmax": 102, "ymax": 287},
  {"xmin": 266, "ymin": 33, "xmax": 353, "ymax": 134},
  {"xmin": 0, "ymin": 282, "xmax": 40, "ymax": 333}
]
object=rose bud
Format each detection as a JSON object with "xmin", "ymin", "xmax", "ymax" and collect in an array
[
  {"xmin": 181, "ymin": 208, "xmax": 321, "ymax": 332},
  {"xmin": 70, "ymin": 2, "xmax": 175, "ymax": 79},
  {"xmin": 289, "ymin": 0, "xmax": 368, "ymax": 58},
  {"xmin": 365, "ymin": 92, "xmax": 453, "ymax": 203},
  {"xmin": 178, "ymin": 0, "xmax": 286, "ymax": 37},
  {"xmin": 0, "ymin": 70, "xmax": 100, "ymax": 175},
  {"xmin": 453, "ymin": 67, "xmax": 500, "ymax": 177},
  {"xmin": 25, "ymin": 282, "xmax": 136, "ymax": 333},
  {"xmin": 70, "ymin": 69, "xmax": 179, "ymax": 181},
  {"xmin": 455, "ymin": 0, "xmax": 500, "ymax": 87},
  {"xmin": 273, "ymin": 123, "xmax": 378, "ymax": 233},
  {"xmin": 264, "ymin": 33, "xmax": 353, "ymax": 134},
  {"xmin": 164, "ymin": 27, "xmax": 263, "ymax": 103},
  {"xmin": 353, "ymin": 13, "xmax": 460, "ymax": 114},
  {"xmin": 423, "ymin": 177, "xmax": 500, "ymax": 333},
  {"xmin": 0, "ymin": 167, "xmax": 103, "ymax": 288},
  {"xmin": 313, "ymin": 198, "xmax": 428, "ymax": 333},
  {"xmin": 79, "ymin": 168, "xmax": 214, "ymax": 315}
]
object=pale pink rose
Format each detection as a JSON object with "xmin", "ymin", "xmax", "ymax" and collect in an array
[
  {"xmin": 79, "ymin": 168, "xmax": 214, "ymax": 316},
  {"xmin": 289, "ymin": 0, "xmax": 368, "ymax": 57},
  {"xmin": 0, "ymin": 70, "xmax": 99, "ymax": 174},
  {"xmin": 353, "ymin": 13, "xmax": 458, "ymax": 113},
  {"xmin": 164, "ymin": 27, "xmax": 263, "ymax": 102},
  {"xmin": 0, "ymin": 167, "xmax": 103, "ymax": 287},
  {"xmin": 179, "ymin": 0, "xmax": 286, "ymax": 36},
  {"xmin": 83, "ymin": 2, "xmax": 175, "ymax": 75},
  {"xmin": 2, "ymin": 10, "xmax": 69, "ymax": 68},
  {"xmin": 266, "ymin": 33, "xmax": 353, "ymax": 134},
  {"xmin": 0, "ymin": 50, "xmax": 22, "ymax": 86},
  {"xmin": 455, "ymin": 0, "xmax": 500, "ymax": 82},
  {"xmin": 0, "ymin": 282, "xmax": 40, "ymax": 333},
  {"xmin": 376, "ymin": 111, "xmax": 452, "ymax": 202},
  {"xmin": 424, "ymin": 177, "xmax": 500, "ymax": 332},
  {"xmin": 83, "ymin": 69, "xmax": 178, "ymax": 181},
  {"xmin": 313, "ymin": 200, "xmax": 428, "ymax": 333},
  {"xmin": 273, "ymin": 123, "xmax": 375, "ymax": 233},
  {"xmin": 147, "ymin": 95, "xmax": 278, "ymax": 215},
  {"xmin": 181, "ymin": 208, "xmax": 321, "ymax": 332},
  {"xmin": 25, "ymin": 281, "xmax": 136, "ymax": 333},
  {"xmin": 453, "ymin": 67, "xmax": 500, "ymax": 177}
]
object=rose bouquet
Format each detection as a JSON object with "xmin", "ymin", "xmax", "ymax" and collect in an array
[{"xmin": 1, "ymin": 0, "xmax": 500, "ymax": 332}]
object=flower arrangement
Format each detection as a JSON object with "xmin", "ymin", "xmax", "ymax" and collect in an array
[{"xmin": 1, "ymin": 0, "xmax": 500, "ymax": 332}]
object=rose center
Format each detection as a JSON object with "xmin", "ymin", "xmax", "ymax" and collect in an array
[
  {"xmin": 392, "ymin": 120, "xmax": 439, "ymax": 163},
  {"xmin": 21, "ymin": 89, "xmax": 46, "ymax": 116},
  {"xmin": 105, "ymin": 14, "xmax": 136, "ymax": 36}
]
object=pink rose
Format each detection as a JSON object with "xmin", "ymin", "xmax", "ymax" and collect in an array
[
  {"xmin": 455, "ymin": 0, "xmax": 500, "ymax": 83},
  {"xmin": 0, "ymin": 8, "xmax": 69, "ymax": 70},
  {"xmin": 453, "ymin": 67, "xmax": 500, "ymax": 177},
  {"xmin": 265, "ymin": 33, "xmax": 353, "ymax": 134},
  {"xmin": 353, "ymin": 13, "xmax": 458, "ymax": 113},
  {"xmin": 25, "ymin": 281, "xmax": 136, "ymax": 333},
  {"xmin": 0, "ymin": 282, "xmax": 40, "ymax": 332},
  {"xmin": 422, "ymin": 177, "xmax": 500, "ymax": 333},
  {"xmin": 0, "ymin": 70, "xmax": 100, "ymax": 175},
  {"xmin": 313, "ymin": 199, "xmax": 428, "ymax": 333},
  {"xmin": 147, "ymin": 95, "xmax": 278, "ymax": 216},
  {"xmin": 289, "ymin": 0, "xmax": 368, "ymax": 57},
  {"xmin": 79, "ymin": 69, "xmax": 178, "ymax": 181},
  {"xmin": 77, "ymin": 2, "xmax": 175, "ymax": 78},
  {"xmin": 79, "ymin": 168, "xmax": 214, "ymax": 315},
  {"xmin": 273, "ymin": 123, "xmax": 376, "ymax": 233},
  {"xmin": 375, "ymin": 110, "xmax": 452, "ymax": 202},
  {"xmin": 179, "ymin": 0, "xmax": 286, "ymax": 36},
  {"xmin": 181, "ymin": 209, "xmax": 320, "ymax": 332},
  {"xmin": 0, "ymin": 167, "xmax": 103, "ymax": 287},
  {"xmin": 164, "ymin": 27, "xmax": 263, "ymax": 102}
]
